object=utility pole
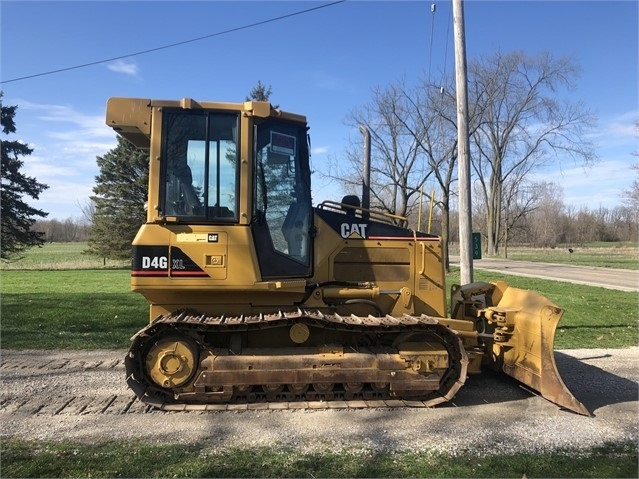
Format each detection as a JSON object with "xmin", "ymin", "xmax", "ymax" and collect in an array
[{"xmin": 452, "ymin": 0, "xmax": 473, "ymax": 284}]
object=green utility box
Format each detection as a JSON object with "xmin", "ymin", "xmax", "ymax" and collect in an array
[{"xmin": 472, "ymin": 232, "xmax": 482, "ymax": 260}]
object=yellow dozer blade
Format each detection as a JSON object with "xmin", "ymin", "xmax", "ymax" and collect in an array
[{"xmin": 473, "ymin": 281, "xmax": 590, "ymax": 416}]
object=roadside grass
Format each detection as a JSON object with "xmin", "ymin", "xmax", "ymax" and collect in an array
[
  {"xmin": 505, "ymin": 243, "xmax": 639, "ymax": 269},
  {"xmin": 447, "ymin": 269, "xmax": 639, "ymax": 349},
  {"xmin": 1, "ymin": 268, "xmax": 637, "ymax": 350},
  {"xmin": 449, "ymin": 242, "xmax": 639, "ymax": 270},
  {"xmin": 2, "ymin": 440, "xmax": 636, "ymax": 478}
]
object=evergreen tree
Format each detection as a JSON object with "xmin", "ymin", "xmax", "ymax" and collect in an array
[
  {"xmin": 86, "ymin": 136, "xmax": 148, "ymax": 260},
  {"xmin": 246, "ymin": 81, "xmax": 278, "ymax": 108},
  {"xmin": 1, "ymin": 94, "xmax": 49, "ymax": 260},
  {"xmin": 246, "ymin": 80, "xmax": 272, "ymax": 102}
]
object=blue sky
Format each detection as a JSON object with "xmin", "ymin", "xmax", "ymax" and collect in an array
[{"xmin": 2, "ymin": 0, "xmax": 637, "ymax": 221}]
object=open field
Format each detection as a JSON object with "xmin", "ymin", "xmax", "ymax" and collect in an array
[
  {"xmin": 504, "ymin": 243, "xmax": 639, "ymax": 270},
  {"xmin": 0, "ymin": 242, "xmax": 128, "ymax": 270}
]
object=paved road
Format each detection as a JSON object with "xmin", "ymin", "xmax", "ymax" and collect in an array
[{"xmin": 450, "ymin": 256, "xmax": 639, "ymax": 292}]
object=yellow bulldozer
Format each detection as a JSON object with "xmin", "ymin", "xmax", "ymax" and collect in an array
[{"xmin": 105, "ymin": 97, "xmax": 588, "ymax": 415}]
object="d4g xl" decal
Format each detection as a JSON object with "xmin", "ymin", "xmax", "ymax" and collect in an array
[{"xmin": 131, "ymin": 245, "xmax": 208, "ymax": 278}]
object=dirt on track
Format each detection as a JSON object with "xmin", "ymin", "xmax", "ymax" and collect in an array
[{"xmin": 1, "ymin": 347, "xmax": 637, "ymax": 454}]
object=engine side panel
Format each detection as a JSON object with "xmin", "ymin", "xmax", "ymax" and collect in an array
[{"xmin": 312, "ymin": 206, "xmax": 446, "ymax": 318}]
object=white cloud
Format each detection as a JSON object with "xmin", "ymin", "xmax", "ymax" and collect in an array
[
  {"xmin": 531, "ymin": 158, "xmax": 635, "ymax": 209},
  {"xmin": 526, "ymin": 109, "xmax": 639, "ymax": 209},
  {"xmin": 590, "ymin": 109, "xmax": 639, "ymax": 150},
  {"xmin": 34, "ymin": 181, "xmax": 95, "ymax": 221},
  {"xmin": 20, "ymin": 100, "xmax": 114, "ymax": 135},
  {"xmin": 606, "ymin": 121, "xmax": 637, "ymax": 138},
  {"xmin": 106, "ymin": 59, "xmax": 139, "ymax": 77},
  {"xmin": 22, "ymin": 153, "xmax": 78, "ymax": 178},
  {"xmin": 312, "ymin": 145, "xmax": 330, "ymax": 155},
  {"xmin": 10, "ymin": 100, "xmax": 119, "ymax": 219}
]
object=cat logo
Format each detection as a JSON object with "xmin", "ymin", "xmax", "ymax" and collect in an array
[{"xmin": 340, "ymin": 223, "xmax": 368, "ymax": 239}]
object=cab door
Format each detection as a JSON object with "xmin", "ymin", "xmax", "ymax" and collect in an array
[{"xmin": 251, "ymin": 119, "xmax": 313, "ymax": 279}]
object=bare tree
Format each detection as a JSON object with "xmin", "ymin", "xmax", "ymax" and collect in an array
[
  {"xmin": 501, "ymin": 178, "xmax": 542, "ymax": 256},
  {"xmin": 617, "ymin": 122, "xmax": 637, "ymax": 237},
  {"xmin": 398, "ymin": 80, "xmax": 460, "ymax": 270},
  {"xmin": 78, "ymin": 199, "xmax": 96, "ymax": 228},
  {"xmin": 473, "ymin": 187, "xmax": 638, "ymax": 249},
  {"xmin": 469, "ymin": 51, "xmax": 597, "ymax": 255},
  {"xmin": 622, "ymin": 163, "xmax": 639, "ymax": 211},
  {"xmin": 332, "ymin": 82, "xmax": 433, "ymax": 225},
  {"xmin": 32, "ymin": 218, "xmax": 89, "ymax": 242},
  {"xmin": 524, "ymin": 182, "xmax": 565, "ymax": 248}
]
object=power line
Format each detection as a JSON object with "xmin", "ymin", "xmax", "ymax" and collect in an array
[
  {"xmin": 442, "ymin": 4, "xmax": 452, "ymax": 84},
  {"xmin": 428, "ymin": 3, "xmax": 437, "ymax": 84},
  {"xmin": 427, "ymin": 2, "xmax": 452, "ymax": 90},
  {"xmin": 1, "ymin": 1, "xmax": 346, "ymax": 84}
]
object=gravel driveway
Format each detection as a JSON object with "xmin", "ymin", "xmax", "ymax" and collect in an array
[{"xmin": 1, "ymin": 347, "xmax": 637, "ymax": 455}]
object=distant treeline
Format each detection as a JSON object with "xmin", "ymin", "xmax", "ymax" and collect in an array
[
  {"xmin": 443, "ymin": 204, "xmax": 638, "ymax": 247},
  {"xmin": 35, "ymin": 202, "xmax": 637, "ymax": 247},
  {"xmin": 33, "ymin": 218, "xmax": 90, "ymax": 243}
]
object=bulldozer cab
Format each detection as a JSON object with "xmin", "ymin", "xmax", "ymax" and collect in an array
[
  {"xmin": 160, "ymin": 107, "xmax": 313, "ymax": 278},
  {"xmin": 106, "ymin": 97, "xmax": 313, "ymax": 280}
]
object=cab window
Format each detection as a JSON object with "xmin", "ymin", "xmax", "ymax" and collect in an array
[{"xmin": 161, "ymin": 110, "xmax": 239, "ymax": 221}]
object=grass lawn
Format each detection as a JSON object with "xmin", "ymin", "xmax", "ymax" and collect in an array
[
  {"xmin": 0, "ymin": 269, "xmax": 148, "ymax": 349},
  {"xmin": 1, "ymin": 440, "xmax": 636, "ymax": 478},
  {"xmin": 1, "ymin": 268, "xmax": 637, "ymax": 350}
]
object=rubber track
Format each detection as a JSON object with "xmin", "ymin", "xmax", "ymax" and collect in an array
[{"xmin": 125, "ymin": 309, "xmax": 468, "ymax": 411}]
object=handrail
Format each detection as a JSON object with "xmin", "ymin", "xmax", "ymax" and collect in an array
[
  {"xmin": 419, "ymin": 241, "xmax": 426, "ymax": 275},
  {"xmin": 317, "ymin": 200, "xmax": 407, "ymax": 226}
]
